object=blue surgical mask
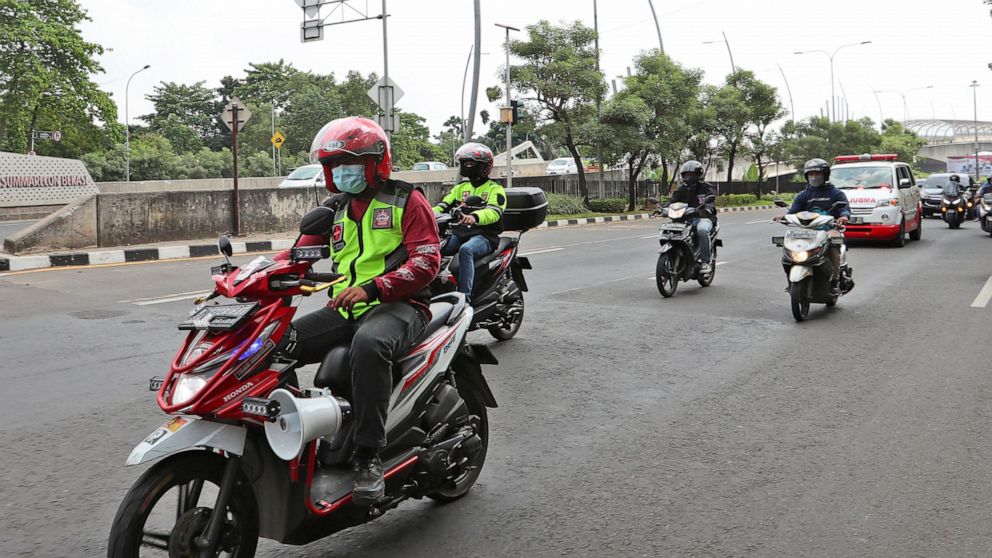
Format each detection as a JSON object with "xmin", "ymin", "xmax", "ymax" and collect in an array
[{"xmin": 332, "ymin": 165, "xmax": 368, "ymax": 194}]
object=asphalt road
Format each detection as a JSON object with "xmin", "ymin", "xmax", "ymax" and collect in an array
[
  {"xmin": 2, "ymin": 210, "xmax": 992, "ymax": 557},
  {"xmin": 0, "ymin": 219, "xmax": 34, "ymax": 244}
]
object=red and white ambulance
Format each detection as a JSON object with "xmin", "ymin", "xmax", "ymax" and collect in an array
[{"xmin": 831, "ymin": 154, "xmax": 923, "ymax": 246}]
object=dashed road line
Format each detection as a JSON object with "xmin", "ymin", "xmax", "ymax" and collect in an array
[
  {"xmin": 971, "ymin": 276, "xmax": 992, "ymax": 308},
  {"xmin": 119, "ymin": 290, "xmax": 212, "ymax": 306}
]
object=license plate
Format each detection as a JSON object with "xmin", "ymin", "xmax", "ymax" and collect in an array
[
  {"xmin": 849, "ymin": 217, "xmax": 863, "ymax": 224},
  {"xmin": 660, "ymin": 223, "xmax": 687, "ymax": 232},
  {"xmin": 178, "ymin": 302, "xmax": 259, "ymax": 331}
]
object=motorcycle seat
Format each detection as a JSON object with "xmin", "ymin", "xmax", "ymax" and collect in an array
[
  {"xmin": 448, "ymin": 236, "xmax": 513, "ymax": 274},
  {"xmin": 312, "ymin": 294, "xmax": 466, "ymax": 395}
]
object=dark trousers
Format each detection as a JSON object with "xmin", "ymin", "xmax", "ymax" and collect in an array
[{"xmin": 290, "ymin": 303, "xmax": 427, "ymax": 450}]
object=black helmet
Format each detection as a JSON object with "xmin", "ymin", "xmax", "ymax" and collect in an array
[
  {"xmin": 680, "ymin": 160, "xmax": 704, "ymax": 177},
  {"xmin": 803, "ymin": 158, "xmax": 831, "ymax": 180},
  {"xmin": 950, "ymin": 174, "xmax": 960, "ymax": 182}
]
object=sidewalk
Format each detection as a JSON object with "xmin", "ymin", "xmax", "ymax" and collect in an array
[{"xmin": 0, "ymin": 204, "xmax": 775, "ymax": 273}]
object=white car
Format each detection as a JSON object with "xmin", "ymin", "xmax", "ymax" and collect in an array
[
  {"xmin": 278, "ymin": 164, "xmax": 325, "ymax": 188},
  {"xmin": 545, "ymin": 157, "xmax": 578, "ymax": 175},
  {"xmin": 831, "ymin": 154, "xmax": 922, "ymax": 246},
  {"xmin": 412, "ymin": 161, "xmax": 449, "ymax": 171}
]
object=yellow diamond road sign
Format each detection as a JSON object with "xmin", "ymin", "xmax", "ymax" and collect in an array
[{"xmin": 271, "ymin": 131, "xmax": 286, "ymax": 149}]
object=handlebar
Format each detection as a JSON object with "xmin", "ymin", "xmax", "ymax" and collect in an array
[{"xmin": 305, "ymin": 271, "xmax": 342, "ymax": 283}]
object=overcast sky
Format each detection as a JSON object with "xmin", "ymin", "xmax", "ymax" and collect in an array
[{"xmin": 80, "ymin": 0, "xmax": 992, "ymax": 140}]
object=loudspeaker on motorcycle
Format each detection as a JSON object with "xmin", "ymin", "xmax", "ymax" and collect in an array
[{"xmin": 264, "ymin": 388, "xmax": 350, "ymax": 461}]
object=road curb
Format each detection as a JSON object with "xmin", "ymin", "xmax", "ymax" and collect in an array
[
  {"xmin": 537, "ymin": 204, "xmax": 775, "ymax": 229},
  {"xmin": 0, "ymin": 205, "xmax": 777, "ymax": 273},
  {"xmin": 0, "ymin": 239, "xmax": 295, "ymax": 273}
]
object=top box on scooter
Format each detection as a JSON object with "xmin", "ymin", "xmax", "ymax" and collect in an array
[{"xmin": 503, "ymin": 187, "xmax": 548, "ymax": 231}]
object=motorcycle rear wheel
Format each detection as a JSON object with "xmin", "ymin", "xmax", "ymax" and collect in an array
[
  {"xmin": 488, "ymin": 293, "xmax": 524, "ymax": 340},
  {"xmin": 656, "ymin": 252, "xmax": 679, "ymax": 298},
  {"xmin": 790, "ymin": 280, "xmax": 810, "ymax": 322},
  {"xmin": 108, "ymin": 452, "xmax": 258, "ymax": 558},
  {"xmin": 428, "ymin": 370, "xmax": 489, "ymax": 502}
]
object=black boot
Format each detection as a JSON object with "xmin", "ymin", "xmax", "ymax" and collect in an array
[{"xmin": 352, "ymin": 447, "xmax": 384, "ymax": 507}]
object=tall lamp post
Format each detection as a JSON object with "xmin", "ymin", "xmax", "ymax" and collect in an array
[
  {"xmin": 875, "ymin": 85, "xmax": 933, "ymax": 122},
  {"xmin": 794, "ymin": 41, "xmax": 871, "ymax": 122},
  {"xmin": 972, "ymin": 80, "xmax": 980, "ymax": 181},
  {"xmin": 125, "ymin": 64, "xmax": 151, "ymax": 182},
  {"xmin": 703, "ymin": 31, "xmax": 736, "ymax": 74},
  {"xmin": 646, "ymin": 0, "xmax": 664, "ymax": 53}
]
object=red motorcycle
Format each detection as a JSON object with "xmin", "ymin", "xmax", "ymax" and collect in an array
[{"xmin": 108, "ymin": 206, "xmax": 499, "ymax": 557}]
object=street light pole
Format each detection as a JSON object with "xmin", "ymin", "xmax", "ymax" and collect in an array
[
  {"xmin": 703, "ymin": 32, "xmax": 736, "ymax": 74},
  {"xmin": 794, "ymin": 41, "xmax": 870, "ymax": 122},
  {"xmin": 461, "ymin": 44, "xmax": 474, "ymax": 143},
  {"xmin": 872, "ymin": 89, "xmax": 885, "ymax": 131},
  {"xmin": 972, "ymin": 80, "xmax": 980, "ymax": 181},
  {"xmin": 124, "ymin": 64, "xmax": 150, "ymax": 182},
  {"xmin": 594, "ymin": 0, "xmax": 604, "ymax": 198},
  {"xmin": 875, "ymin": 85, "xmax": 933, "ymax": 122},
  {"xmin": 646, "ymin": 0, "xmax": 664, "ymax": 53},
  {"xmin": 496, "ymin": 23, "xmax": 519, "ymax": 188},
  {"xmin": 777, "ymin": 64, "xmax": 795, "ymax": 122}
]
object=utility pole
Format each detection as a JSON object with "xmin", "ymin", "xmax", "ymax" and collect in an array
[
  {"xmin": 594, "ymin": 0, "xmax": 604, "ymax": 198},
  {"xmin": 496, "ymin": 23, "xmax": 519, "ymax": 188},
  {"xmin": 381, "ymin": 0, "xmax": 390, "ymax": 143},
  {"xmin": 466, "ymin": 0, "xmax": 482, "ymax": 141},
  {"xmin": 973, "ymin": 80, "xmax": 981, "ymax": 182}
]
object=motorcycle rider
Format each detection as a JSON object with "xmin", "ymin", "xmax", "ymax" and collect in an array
[
  {"xmin": 276, "ymin": 117, "xmax": 441, "ymax": 506},
  {"xmin": 664, "ymin": 160, "xmax": 717, "ymax": 274},
  {"xmin": 774, "ymin": 158, "xmax": 851, "ymax": 295},
  {"xmin": 975, "ymin": 176, "xmax": 992, "ymax": 220},
  {"xmin": 432, "ymin": 142, "xmax": 507, "ymax": 302}
]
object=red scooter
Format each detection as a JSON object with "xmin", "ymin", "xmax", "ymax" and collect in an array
[{"xmin": 108, "ymin": 205, "xmax": 498, "ymax": 557}]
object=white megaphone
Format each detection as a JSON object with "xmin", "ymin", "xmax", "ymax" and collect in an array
[{"xmin": 264, "ymin": 388, "xmax": 350, "ymax": 461}]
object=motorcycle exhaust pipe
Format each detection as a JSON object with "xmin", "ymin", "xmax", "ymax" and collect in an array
[{"xmin": 262, "ymin": 389, "xmax": 352, "ymax": 461}]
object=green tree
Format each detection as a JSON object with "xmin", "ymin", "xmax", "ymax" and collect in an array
[
  {"xmin": 600, "ymin": 94, "xmax": 652, "ymax": 210},
  {"xmin": 140, "ymin": 81, "xmax": 226, "ymax": 151},
  {"xmin": 618, "ymin": 50, "xmax": 704, "ymax": 193},
  {"xmin": 879, "ymin": 119, "xmax": 926, "ymax": 164},
  {"xmin": 391, "ymin": 111, "xmax": 446, "ymax": 169},
  {"xmin": 741, "ymin": 75, "xmax": 785, "ymax": 182},
  {"xmin": 710, "ymin": 70, "xmax": 782, "ymax": 182},
  {"xmin": 780, "ymin": 116, "xmax": 883, "ymax": 165},
  {"xmin": 510, "ymin": 20, "xmax": 606, "ymax": 205},
  {"xmin": 0, "ymin": 0, "xmax": 120, "ymax": 154}
]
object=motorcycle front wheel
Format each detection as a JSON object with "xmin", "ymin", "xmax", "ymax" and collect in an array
[
  {"xmin": 656, "ymin": 251, "xmax": 679, "ymax": 298},
  {"xmin": 790, "ymin": 280, "xmax": 810, "ymax": 322},
  {"xmin": 107, "ymin": 452, "xmax": 258, "ymax": 558}
]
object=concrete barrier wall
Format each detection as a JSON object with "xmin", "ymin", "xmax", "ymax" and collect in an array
[
  {"xmin": 4, "ymin": 195, "xmax": 97, "ymax": 254},
  {"xmin": 96, "ymin": 188, "xmax": 316, "ymax": 247}
]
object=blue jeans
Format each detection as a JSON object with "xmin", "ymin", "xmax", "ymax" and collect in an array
[
  {"xmin": 693, "ymin": 218, "xmax": 713, "ymax": 263},
  {"xmin": 442, "ymin": 235, "xmax": 493, "ymax": 300}
]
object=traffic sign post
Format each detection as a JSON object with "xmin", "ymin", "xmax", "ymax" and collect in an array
[
  {"xmin": 367, "ymin": 75, "xmax": 403, "ymax": 134},
  {"xmin": 220, "ymin": 97, "xmax": 252, "ymax": 236},
  {"xmin": 29, "ymin": 130, "xmax": 62, "ymax": 154}
]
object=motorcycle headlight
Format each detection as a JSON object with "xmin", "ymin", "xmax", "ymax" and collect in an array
[
  {"xmin": 789, "ymin": 250, "xmax": 809, "ymax": 262},
  {"xmin": 173, "ymin": 372, "xmax": 212, "ymax": 405},
  {"xmin": 171, "ymin": 322, "xmax": 279, "ymax": 405}
]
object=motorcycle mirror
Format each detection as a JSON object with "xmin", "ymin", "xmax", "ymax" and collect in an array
[
  {"xmin": 218, "ymin": 235, "xmax": 233, "ymax": 258},
  {"xmin": 831, "ymin": 200, "xmax": 848, "ymax": 208},
  {"xmin": 647, "ymin": 197, "xmax": 659, "ymax": 205},
  {"xmin": 463, "ymin": 195, "xmax": 485, "ymax": 208},
  {"xmin": 703, "ymin": 194, "xmax": 717, "ymax": 203},
  {"xmin": 299, "ymin": 206, "xmax": 335, "ymax": 236},
  {"xmin": 773, "ymin": 199, "xmax": 788, "ymax": 208}
]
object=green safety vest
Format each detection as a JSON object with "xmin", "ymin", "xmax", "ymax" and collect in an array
[
  {"xmin": 330, "ymin": 181, "xmax": 420, "ymax": 318},
  {"xmin": 433, "ymin": 179, "xmax": 507, "ymax": 236}
]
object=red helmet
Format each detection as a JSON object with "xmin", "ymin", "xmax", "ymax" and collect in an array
[
  {"xmin": 455, "ymin": 142, "xmax": 494, "ymax": 177},
  {"xmin": 309, "ymin": 116, "xmax": 391, "ymax": 192}
]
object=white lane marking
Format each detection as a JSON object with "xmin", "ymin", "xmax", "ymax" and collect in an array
[
  {"xmin": 746, "ymin": 219, "xmax": 774, "ymax": 225},
  {"xmin": 552, "ymin": 272, "xmax": 655, "ymax": 296},
  {"xmin": 970, "ymin": 276, "xmax": 992, "ymax": 308},
  {"xmin": 518, "ymin": 247, "xmax": 564, "ymax": 257},
  {"xmin": 118, "ymin": 290, "xmax": 212, "ymax": 305},
  {"xmin": 640, "ymin": 234, "xmax": 657, "ymax": 239}
]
